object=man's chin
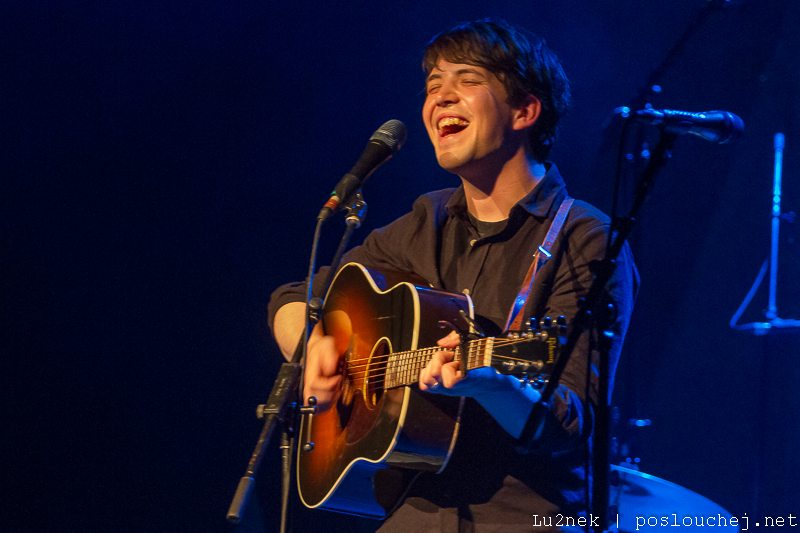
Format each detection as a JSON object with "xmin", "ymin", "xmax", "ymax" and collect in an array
[{"xmin": 437, "ymin": 152, "xmax": 467, "ymax": 173}]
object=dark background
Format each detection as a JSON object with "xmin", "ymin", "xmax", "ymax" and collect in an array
[{"xmin": 2, "ymin": 1, "xmax": 798, "ymax": 531}]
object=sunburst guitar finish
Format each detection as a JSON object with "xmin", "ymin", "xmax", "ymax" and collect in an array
[{"xmin": 296, "ymin": 263, "xmax": 560, "ymax": 518}]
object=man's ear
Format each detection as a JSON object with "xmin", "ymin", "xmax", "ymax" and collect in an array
[{"xmin": 512, "ymin": 94, "xmax": 541, "ymax": 130}]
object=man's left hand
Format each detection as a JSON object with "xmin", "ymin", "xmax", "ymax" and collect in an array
[
  {"xmin": 418, "ymin": 330, "xmax": 534, "ymax": 397},
  {"xmin": 419, "ymin": 330, "xmax": 464, "ymax": 392},
  {"xmin": 418, "ymin": 329, "xmax": 542, "ymax": 438}
]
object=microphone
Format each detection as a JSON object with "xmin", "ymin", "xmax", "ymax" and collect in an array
[
  {"xmin": 319, "ymin": 120, "xmax": 407, "ymax": 219},
  {"xmin": 634, "ymin": 108, "xmax": 744, "ymax": 144}
]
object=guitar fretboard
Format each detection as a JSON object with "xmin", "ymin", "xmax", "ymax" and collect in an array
[{"xmin": 384, "ymin": 337, "xmax": 495, "ymax": 389}]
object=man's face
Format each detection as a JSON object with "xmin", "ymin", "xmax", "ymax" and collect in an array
[{"xmin": 423, "ymin": 59, "xmax": 519, "ymax": 175}]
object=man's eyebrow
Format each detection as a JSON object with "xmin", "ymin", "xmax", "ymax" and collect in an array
[
  {"xmin": 456, "ymin": 67, "xmax": 485, "ymax": 77},
  {"xmin": 426, "ymin": 68, "xmax": 486, "ymax": 84}
]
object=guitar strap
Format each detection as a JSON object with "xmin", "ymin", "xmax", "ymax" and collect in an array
[{"xmin": 503, "ymin": 196, "xmax": 574, "ymax": 332}]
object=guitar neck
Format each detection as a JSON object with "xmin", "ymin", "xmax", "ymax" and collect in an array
[{"xmin": 384, "ymin": 337, "xmax": 496, "ymax": 389}]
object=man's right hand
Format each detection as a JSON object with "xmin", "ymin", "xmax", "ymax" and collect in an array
[
  {"xmin": 302, "ymin": 322, "xmax": 343, "ymax": 413},
  {"xmin": 273, "ymin": 302, "xmax": 343, "ymax": 413}
]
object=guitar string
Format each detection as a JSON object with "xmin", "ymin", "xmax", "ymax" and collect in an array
[
  {"xmin": 341, "ymin": 337, "xmax": 529, "ymax": 374},
  {"xmin": 342, "ymin": 337, "xmax": 544, "ymax": 373},
  {"xmin": 348, "ymin": 351, "xmax": 541, "ymax": 390},
  {"xmin": 341, "ymin": 336, "xmax": 541, "ymax": 366},
  {"xmin": 341, "ymin": 337, "xmax": 552, "ymax": 387}
]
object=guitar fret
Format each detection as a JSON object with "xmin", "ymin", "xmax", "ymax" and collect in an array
[
  {"xmin": 398, "ymin": 354, "xmax": 403, "ymax": 387},
  {"xmin": 387, "ymin": 353, "xmax": 395, "ymax": 389},
  {"xmin": 384, "ymin": 336, "xmax": 499, "ymax": 390},
  {"xmin": 470, "ymin": 341, "xmax": 476, "ymax": 370}
]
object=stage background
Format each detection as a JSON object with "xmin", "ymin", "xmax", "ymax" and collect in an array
[{"xmin": 2, "ymin": 1, "xmax": 798, "ymax": 531}]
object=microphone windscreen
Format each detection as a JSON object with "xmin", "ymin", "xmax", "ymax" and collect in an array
[{"xmin": 371, "ymin": 120, "xmax": 407, "ymax": 154}]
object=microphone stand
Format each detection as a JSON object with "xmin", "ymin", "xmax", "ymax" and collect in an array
[
  {"xmin": 518, "ymin": 127, "xmax": 678, "ymax": 533},
  {"xmin": 226, "ymin": 192, "xmax": 368, "ymax": 532},
  {"xmin": 577, "ymin": 4, "xmax": 745, "ymax": 527}
]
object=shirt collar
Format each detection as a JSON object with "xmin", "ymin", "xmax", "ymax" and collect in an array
[{"xmin": 444, "ymin": 162, "xmax": 568, "ymax": 219}]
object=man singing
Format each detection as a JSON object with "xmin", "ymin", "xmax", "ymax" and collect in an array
[{"xmin": 269, "ymin": 18, "xmax": 638, "ymax": 532}]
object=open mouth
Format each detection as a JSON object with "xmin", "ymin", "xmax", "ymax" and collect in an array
[{"xmin": 437, "ymin": 117, "xmax": 470, "ymax": 137}]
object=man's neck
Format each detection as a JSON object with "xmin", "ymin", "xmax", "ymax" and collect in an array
[{"xmin": 460, "ymin": 149, "xmax": 546, "ymax": 222}]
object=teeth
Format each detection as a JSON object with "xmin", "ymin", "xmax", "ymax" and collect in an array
[{"xmin": 437, "ymin": 117, "xmax": 470, "ymax": 130}]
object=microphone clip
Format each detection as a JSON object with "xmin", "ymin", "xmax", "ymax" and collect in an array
[{"xmin": 344, "ymin": 191, "xmax": 367, "ymax": 229}]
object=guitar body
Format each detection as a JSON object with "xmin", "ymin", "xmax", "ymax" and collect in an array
[{"xmin": 296, "ymin": 263, "xmax": 472, "ymax": 518}]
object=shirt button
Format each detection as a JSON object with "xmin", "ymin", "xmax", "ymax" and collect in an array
[{"xmin": 469, "ymin": 239, "xmax": 477, "ymax": 246}]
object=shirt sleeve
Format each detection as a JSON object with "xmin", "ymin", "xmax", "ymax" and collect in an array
[{"xmin": 518, "ymin": 208, "xmax": 639, "ymax": 454}]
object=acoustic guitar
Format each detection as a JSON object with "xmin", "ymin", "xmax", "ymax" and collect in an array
[{"xmin": 296, "ymin": 262, "xmax": 562, "ymax": 518}]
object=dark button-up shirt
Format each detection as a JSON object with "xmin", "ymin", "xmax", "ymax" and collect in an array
[{"xmin": 268, "ymin": 164, "xmax": 639, "ymax": 532}]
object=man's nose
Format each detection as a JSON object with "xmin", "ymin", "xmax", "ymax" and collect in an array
[{"xmin": 436, "ymin": 83, "xmax": 459, "ymax": 106}]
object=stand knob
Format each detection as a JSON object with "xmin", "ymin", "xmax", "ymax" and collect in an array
[{"xmin": 299, "ymin": 396, "xmax": 318, "ymax": 415}]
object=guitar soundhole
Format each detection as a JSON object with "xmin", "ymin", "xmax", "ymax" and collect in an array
[
  {"xmin": 365, "ymin": 339, "xmax": 389, "ymax": 409},
  {"xmin": 339, "ymin": 337, "xmax": 391, "ymax": 445}
]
